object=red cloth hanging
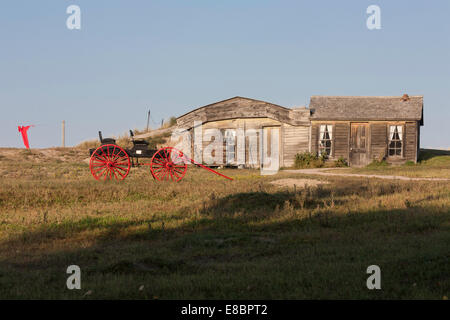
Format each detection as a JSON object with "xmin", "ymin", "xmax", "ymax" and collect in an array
[{"xmin": 18, "ymin": 125, "xmax": 32, "ymax": 149}]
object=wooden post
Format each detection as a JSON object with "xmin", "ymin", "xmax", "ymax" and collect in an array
[
  {"xmin": 146, "ymin": 110, "xmax": 151, "ymax": 132},
  {"xmin": 62, "ymin": 120, "xmax": 65, "ymax": 147}
]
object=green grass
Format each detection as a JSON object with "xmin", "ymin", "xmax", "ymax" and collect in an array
[
  {"xmin": 0, "ymin": 148, "xmax": 449, "ymax": 299},
  {"xmin": 345, "ymin": 149, "xmax": 450, "ymax": 178}
]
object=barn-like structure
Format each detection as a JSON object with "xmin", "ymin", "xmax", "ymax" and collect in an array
[
  {"xmin": 176, "ymin": 96, "xmax": 310, "ymax": 168},
  {"xmin": 175, "ymin": 94, "xmax": 424, "ymax": 168}
]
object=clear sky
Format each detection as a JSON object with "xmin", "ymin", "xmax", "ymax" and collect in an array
[{"xmin": 0, "ymin": 0, "xmax": 449, "ymax": 148}]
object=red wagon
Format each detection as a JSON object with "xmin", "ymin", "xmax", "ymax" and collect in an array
[{"xmin": 88, "ymin": 131, "xmax": 232, "ymax": 181}]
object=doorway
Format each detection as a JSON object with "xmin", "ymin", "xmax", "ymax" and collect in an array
[{"xmin": 350, "ymin": 123, "xmax": 369, "ymax": 167}]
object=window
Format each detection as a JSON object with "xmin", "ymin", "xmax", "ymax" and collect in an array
[
  {"xmin": 319, "ymin": 124, "xmax": 333, "ymax": 156},
  {"xmin": 224, "ymin": 129, "xmax": 236, "ymax": 164},
  {"xmin": 388, "ymin": 125, "xmax": 403, "ymax": 156}
]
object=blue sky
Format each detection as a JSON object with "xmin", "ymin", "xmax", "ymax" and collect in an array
[{"xmin": 0, "ymin": 0, "xmax": 449, "ymax": 148}]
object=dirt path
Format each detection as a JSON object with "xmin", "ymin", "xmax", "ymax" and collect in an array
[{"xmin": 284, "ymin": 168, "xmax": 450, "ymax": 181}]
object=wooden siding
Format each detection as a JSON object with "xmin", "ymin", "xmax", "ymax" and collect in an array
[
  {"xmin": 404, "ymin": 121, "xmax": 417, "ymax": 162},
  {"xmin": 370, "ymin": 123, "xmax": 387, "ymax": 161},
  {"xmin": 182, "ymin": 118, "xmax": 309, "ymax": 168},
  {"xmin": 334, "ymin": 123, "xmax": 350, "ymax": 159},
  {"xmin": 311, "ymin": 124, "xmax": 319, "ymax": 154},
  {"xmin": 312, "ymin": 120, "xmax": 420, "ymax": 165},
  {"xmin": 282, "ymin": 124, "xmax": 309, "ymax": 167}
]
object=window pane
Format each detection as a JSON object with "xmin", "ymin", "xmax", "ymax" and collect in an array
[
  {"xmin": 393, "ymin": 131, "xmax": 399, "ymax": 140},
  {"xmin": 396, "ymin": 149, "xmax": 401, "ymax": 156},
  {"xmin": 389, "ymin": 141, "xmax": 396, "ymax": 149},
  {"xmin": 389, "ymin": 149, "xmax": 395, "ymax": 156}
]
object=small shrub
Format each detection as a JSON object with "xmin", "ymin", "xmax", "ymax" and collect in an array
[
  {"xmin": 319, "ymin": 152, "xmax": 328, "ymax": 163},
  {"xmin": 294, "ymin": 152, "xmax": 325, "ymax": 169},
  {"xmin": 334, "ymin": 156, "xmax": 348, "ymax": 167},
  {"xmin": 367, "ymin": 159, "xmax": 388, "ymax": 168}
]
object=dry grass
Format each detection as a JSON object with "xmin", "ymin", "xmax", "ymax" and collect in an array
[
  {"xmin": 0, "ymin": 147, "xmax": 449, "ymax": 299},
  {"xmin": 270, "ymin": 178, "xmax": 328, "ymax": 189}
]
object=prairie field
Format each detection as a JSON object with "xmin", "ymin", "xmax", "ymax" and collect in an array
[{"xmin": 0, "ymin": 148, "xmax": 449, "ymax": 299}]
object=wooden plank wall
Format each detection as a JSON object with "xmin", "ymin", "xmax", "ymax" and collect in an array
[
  {"xmin": 404, "ymin": 121, "xmax": 417, "ymax": 161},
  {"xmin": 310, "ymin": 124, "xmax": 318, "ymax": 154},
  {"xmin": 312, "ymin": 121, "xmax": 419, "ymax": 164},
  {"xmin": 334, "ymin": 123, "xmax": 350, "ymax": 159},
  {"xmin": 370, "ymin": 123, "xmax": 387, "ymax": 161},
  {"xmin": 190, "ymin": 118, "xmax": 310, "ymax": 168},
  {"xmin": 282, "ymin": 124, "xmax": 309, "ymax": 167}
]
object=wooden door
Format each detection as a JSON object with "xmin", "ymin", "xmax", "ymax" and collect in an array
[
  {"xmin": 350, "ymin": 123, "xmax": 369, "ymax": 166},
  {"xmin": 261, "ymin": 127, "xmax": 280, "ymax": 172}
]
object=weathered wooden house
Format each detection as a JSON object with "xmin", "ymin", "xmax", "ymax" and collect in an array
[
  {"xmin": 309, "ymin": 95, "xmax": 424, "ymax": 166},
  {"xmin": 176, "ymin": 96, "xmax": 310, "ymax": 169}
]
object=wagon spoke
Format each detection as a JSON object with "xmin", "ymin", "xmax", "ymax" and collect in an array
[
  {"xmin": 114, "ymin": 162, "xmax": 130, "ymax": 169},
  {"xmin": 152, "ymin": 166, "xmax": 164, "ymax": 172},
  {"xmin": 171, "ymin": 164, "xmax": 187, "ymax": 168},
  {"xmin": 94, "ymin": 167, "xmax": 107, "ymax": 179},
  {"xmin": 113, "ymin": 155, "xmax": 129, "ymax": 163},
  {"xmin": 99, "ymin": 148, "xmax": 109, "ymax": 160},
  {"xmin": 110, "ymin": 166, "xmax": 122, "ymax": 180},
  {"xmin": 171, "ymin": 169, "xmax": 181, "ymax": 179},
  {"xmin": 172, "ymin": 168, "xmax": 185, "ymax": 175},
  {"xmin": 160, "ymin": 168, "xmax": 169, "ymax": 181},
  {"xmin": 112, "ymin": 167, "xmax": 126, "ymax": 178},
  {"xmin": 92, "ymin": 165, "xmax": 107, "ymax": 174},
  {"xmin": 95, "ymin": 152, "xmax": 109, "ymax": 163},
  {"xmin": 153, "ymin": 168, "xmax": 166, "ymax": 180},
  {"xmin": 114, "ymin": 165, "xmax": 129, "ymax": 173},
  {"xmin": 91, "ymin": 163, "xmax": 107, "ymax": 168},
  {"xmin": 152, "ymin": 157, "xmax": 166, "ymax": 165},
  {"xmin": 155, "ymin": 169, "xmax": 166, "ymax": 179},
  {"xmin": 111, "ymin": 145, "xmax": 117, "ymax": 161}
]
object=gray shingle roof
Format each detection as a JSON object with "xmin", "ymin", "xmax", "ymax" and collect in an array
[{"xmin": 310, "ymin": 95, "xmax": 423, "ymax": 124}]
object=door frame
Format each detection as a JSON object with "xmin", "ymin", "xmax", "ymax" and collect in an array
[
  {"xmin": 349, "ymin": 122, "xmax": 370, "ymax": 167},
  {"xmin": 261, "ymin": 125, "xmax": 281, "ymax": 170}
]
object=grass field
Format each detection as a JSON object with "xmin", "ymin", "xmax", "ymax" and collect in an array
[
  {"xmin": 344, "ymin": 149, "xmax": 450, "ymax": 178},
  {"xmin": 0, "ymin": 148, "xmax": 449, "ymax": 299}
]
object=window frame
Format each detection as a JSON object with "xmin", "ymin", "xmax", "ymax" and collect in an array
[
  {"xmin": 318, "ymin": 124, "xmax": 333, "ymax": 157},
  {"xmin": 223, "ymin": 129, "xmax": 237, "ymax": 165},
  {"xmin": 387, "ymin": 124, "xmax": 404, "ymax": 158}
]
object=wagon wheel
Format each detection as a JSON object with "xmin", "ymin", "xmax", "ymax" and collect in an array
[
  {"xmin": 89, "ymin": 144, "xmax": 131, "ymax": 181},
  {"xmin": 150, "ymin": 147, "xmax": 187, "ymax": 181}
]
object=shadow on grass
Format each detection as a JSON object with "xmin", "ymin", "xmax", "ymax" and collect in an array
[
  {"xmin": 0, "ymin": 179, "xmax": 449, "ymax": 299},
  {"xmin": 419, "ymin": 148, "xmax": 450, "ymax": 161}
]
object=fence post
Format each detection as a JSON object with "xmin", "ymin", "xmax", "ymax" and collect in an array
[{"xmin": 62, "ymin": 120, "xmax": 65, "ymax": 147}]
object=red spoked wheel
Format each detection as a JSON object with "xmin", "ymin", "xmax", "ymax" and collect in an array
[
  {"xmin": 150, "ymin": 147, "xmax": 188, "ymax": 181},
  {"xmin": 89, "ymin": 144, "xmax": 131, "ymax": 181}
]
